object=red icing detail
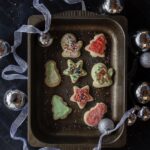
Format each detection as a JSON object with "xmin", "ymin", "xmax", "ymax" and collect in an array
[
  {"xmin": 98, "ymin": 68, "xmax": 106, "ymax": 80},
  {"xmin": 74, "ymin": 88, "xmax": 90, "ymax": 103},
  {"xmin": 89, "ymin": 35, "xmax": 106, "ymax": 55},
  {"xmin": 86, "ymin": 103, "xmax": 107, "ymax": 126}
]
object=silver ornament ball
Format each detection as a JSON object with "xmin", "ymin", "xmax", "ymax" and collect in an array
[
  {"xmin": 0, "ymin": 39, "xmax": 10, "ymax": 59},
  {"xmin": 98, "ymin": 118, "xmax": 115, "ymax": 134},
  {"xmin": 135, "ymin": 31, "xmax": 150, "ymax": 51},
  {"xmin": 135, "ymin": 82, "xmax": 150, "ymax": 104},
  {"xmin": 102, "ymin": 0, "xmax": 123, "ymax": 14},
  {"xmin": 140, "ymin": 52, "xmax": 150, "ymax": 68},
  {"xmin": 138, "ymin": 106, "xmax": 150, "ymax": 121},
  {"xmin": 4, "ymin": 90, "xmax": 26, "ymax": 111},
  {"xmin": 38, "ymin": 33, "xmax": 53, "ymax": 47},
  {"xmin": 127, "ymin": 113, "xmax": 137, "ymax": 126}
]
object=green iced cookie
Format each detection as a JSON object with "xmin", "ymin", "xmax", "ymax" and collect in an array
[
  {"xmin": 45, "ymin": 60, "xmax": 61, "ymax": 88},
  {"xmin": 52, "ymin": 95, "xmax": 72, "ymax": 120},
  {"xmin": 91, "ymin": 63, "xmax": 114, "ymax": 88},
  {"xmin": 63, "ymin": 59, "xmax": 87, "ymax": 83}
]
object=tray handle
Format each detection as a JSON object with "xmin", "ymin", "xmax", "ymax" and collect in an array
[{"xmin": 54, "ymin": 10, "xmax": 99, "ymax": 18}]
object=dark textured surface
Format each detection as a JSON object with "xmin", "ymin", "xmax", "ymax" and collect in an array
[{"xmin": 0, "ymin": 0, "xmax": 150, "ymax": 150}]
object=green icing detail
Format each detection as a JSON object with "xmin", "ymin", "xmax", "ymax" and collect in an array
[{"xmin": 52, "ymin": 95, "xmax": 72, "ymax": 120}]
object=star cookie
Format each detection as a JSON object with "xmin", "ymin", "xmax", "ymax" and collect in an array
[
  {"xmin": 61, "ymin": 33, "xmax": 83, "ymax": 58},
  {"xmin": 91, "ymin": 63, "xmax": 114, "ymax": 88},
  {"xmin": 63, "ymin": 59, "xmax": 87, "ymax": 83},
  {"xmin": 70, "ymin": 85, "xmax": 94, "ymax": 109},
  {"xmin": 85, "ymin": 33, "xmax": 107, "ymax": 57}
]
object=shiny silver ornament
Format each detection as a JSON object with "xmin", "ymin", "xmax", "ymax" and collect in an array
[
  {"xmin": 0, "ymin": 39, "xmax": 11, "ymax": 59},
  {"xmin": 135, "ymin": 82, "xmax": 150, "ymax": 104},
  {"xmin": 102, "ymin": 0, "xmax": 123, "ymax": 14},
  {"xmin": 138, "ymin": 106, "xmax": 150, "ymax": 121},
  {"xmin": 135, "ymin": 31, "xmax": 150, "ymax": 51},
  {"xmin": 140, "ymin": 52, "xmax": 150, "ymax": 68},
  {"xmin": 98, "ymin": 118, "xmax": 115, "ymax": 134},
  {"xmin": 127, "ymin": 105, "xmax": 140, "ymax": 126},
  {"xmin": 4, "ymin": 90, "xmax": 26, "ymax": 111},
  {"xmin": 38, "ymin": 33, "xmax": 53, "ymax": 47},
  {"xmin": 127, "ymin": 113, "xmax": 137, "ymax": 126}
]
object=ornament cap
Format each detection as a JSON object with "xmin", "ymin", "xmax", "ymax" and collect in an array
[{"xmin": 38, "ymin": 33, "xmax": 53, "ymax": 47}]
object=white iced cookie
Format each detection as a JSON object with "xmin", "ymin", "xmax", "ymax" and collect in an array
[{"xmin": 61, "ymin": 33, "xmax": 83, "ymax": 58}]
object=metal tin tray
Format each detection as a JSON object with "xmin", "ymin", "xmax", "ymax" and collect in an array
[{"xmin": 28, "ymin": 11, "xmax": 127, "ymax": 149}]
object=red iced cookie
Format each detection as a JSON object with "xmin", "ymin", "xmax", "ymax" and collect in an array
[
  {"xmin": 70, "ymin": 85, "xmax": 94, "ymax": 109},
  {"xmin": 85, "ymin": 34, "xmax": 107, "ymax": 57},
  {"xmin": 84, "ymin": 103, "xmax": 107, "ymax": 127}
]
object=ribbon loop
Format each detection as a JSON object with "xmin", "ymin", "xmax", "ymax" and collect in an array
[{"xmin": 1, "ymin": 0, "xmax": 51, "ymax": 80}]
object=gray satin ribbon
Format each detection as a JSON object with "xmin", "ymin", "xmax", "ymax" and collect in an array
[
  {"xmin": 10, "ymin": 103, "xmax": 60, "ymax": 150},
  {"xmin": 93, "ymin": 108, "xmax": 135, "ymax": 150},
  {"xmin": 64, "ymin": 0, "xmax": 86, "ymax": 11},
  {"xmin": 1, "ymin": 0, "xmax": 51, "ymax": 80}
]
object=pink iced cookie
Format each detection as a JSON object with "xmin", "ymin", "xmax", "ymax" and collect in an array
[{"xmin": 84, "ymin": 102, "xmax": 107, "ymax": 127}]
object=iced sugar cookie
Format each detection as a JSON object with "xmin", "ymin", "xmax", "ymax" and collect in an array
[
  {"xmin": 84, "ymin": 102, "xmax": 107, "ymax": 127},
  {"xmin": 61, "ymin": 33, "xmax": 83, "ymax": 58},
  {"xmin": 85, "ymin": 34, "xmax": 107, "ymax": 57},
  {"xmin": 70, "ymin": 85, "xmax": 94, "ymax": 109},
  {"xmin": 91, "ymin": 63, "xmax": 113, "ymax": 88},
  {"xmin": 45, "ymin": 60, "xmax": 61, "ymax": 87},
  {"xmin": 52, "ymin": 95, "xmax": 72, "ymax": 120},
  {"xmin": 63, "ymin": 59, "xmax": 87, "ymax": 83}
]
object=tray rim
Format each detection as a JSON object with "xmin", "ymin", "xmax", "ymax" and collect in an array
[{"xmin": 28, "ymin": 10, "xmax": 127, "ymax": 149}]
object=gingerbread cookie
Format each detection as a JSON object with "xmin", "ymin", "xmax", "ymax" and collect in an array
[
  {"xmin": 61, "ymin": 33, "xmax": 83, "ymax": 58},
  {"xmin": 91, "ymin": 63, "xmax": 113, "ymax": 88},
  {"xmin": 84, "ymin": 102, "xmax": 107, "ymax": 127},
  {"xmin": 63, "ymin": 59, "xmax": 87, "ymax": 83},
  {"xmin": 85, "ymin": 33, "xmax": 107, "ymax": 57},
  {"xmin": 70, "ymin": 85, "xmax": 94, "ymax": 109},
  {"xmin": 52, "ymin": 95, "xmax": 72, "ymax": 120},
  {"xmin": 45, "ymin": 60, "xmax": 61, "ymax": 87}
]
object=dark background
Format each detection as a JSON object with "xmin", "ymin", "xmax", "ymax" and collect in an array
[{"xmin": 0, "ymin": 0, "xmax": 150, "ymax": 150}]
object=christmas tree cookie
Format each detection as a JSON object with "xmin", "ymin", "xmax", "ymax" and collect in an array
[
  {"xmin": 91, "ymin": 63, "xmax": 114, "ymax": 88},
  {"xmin": 85, "ymin": 33, "xmax": 107, "ymax": 57},
  {"xmin": 63, "ymin": 59, "xmax": 87, "ymax": 83},
  {"xmin": 52, "ymin": 95, "xmax": 72, "ymax": 120}
]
